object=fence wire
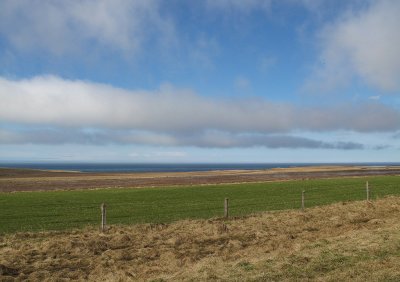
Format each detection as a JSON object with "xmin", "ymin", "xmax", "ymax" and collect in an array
[{"xmin": 1, "ymin": 179, "xmax": 399, "ymax": 233}]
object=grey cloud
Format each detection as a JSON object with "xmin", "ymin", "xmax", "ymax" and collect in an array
[
  {"xmin": 0, "ymin": 128, "xmax": 109, "ymax": 145},
  {"xmin": 174, "ymin": 132, "xmax": 365, "ymax": 150},
  {"xmin": 331, "ymin": 142, "xmax": 364, "ymax": 150},
  {"xmin": 372, "ymin": 145, "xmax": 391, "ymax": 150},
  {"xmin": 0, "ymin": 128, "xmax": 365, "ymax": 150}
]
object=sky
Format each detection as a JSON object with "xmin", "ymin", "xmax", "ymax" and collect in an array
[{"xmin": 0, "ymin": 0, "xmax": 399, "ymax": 163}]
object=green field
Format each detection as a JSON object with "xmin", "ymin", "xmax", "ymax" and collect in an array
[{"xmin": 0, "ymin": 176, "xmax": 399, "ymax": 233}]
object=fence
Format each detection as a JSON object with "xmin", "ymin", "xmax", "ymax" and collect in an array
[
  {"xmin": 1, "ymin": 177, "xmax": 399, "ymax": 233},
  {"xmin": 98, "ymin": 181, "xmax": 376, "ymax": 232}
]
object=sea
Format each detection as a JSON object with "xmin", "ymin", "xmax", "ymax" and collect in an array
[{"xmin": 1, "ymin": 162, "xmax": 399, "ymax": 173}]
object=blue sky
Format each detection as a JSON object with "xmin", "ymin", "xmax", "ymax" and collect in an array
[{"xmin": 0, "ymin": 0, "xmax": 399, "ymax": 163}]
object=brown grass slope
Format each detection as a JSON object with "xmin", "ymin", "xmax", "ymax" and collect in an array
[{"xmin": 1, "ymin": 197, "xmax": 399, "ymax": 281}]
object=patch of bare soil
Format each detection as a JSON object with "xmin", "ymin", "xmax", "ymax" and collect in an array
[
  {"xmin": 1, "ymin": 166, "xmax": 400, "ymax": 192},
  {"xmin": 1, "ymin": 196, "xmax": 399, "ymax": 281}
]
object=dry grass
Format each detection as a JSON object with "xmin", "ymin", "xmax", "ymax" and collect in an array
[{"xmin": 1, "ymin": 196, "xmax": 400, "ymax": 281}]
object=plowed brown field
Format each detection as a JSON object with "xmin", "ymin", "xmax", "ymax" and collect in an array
[{"xmin": 1, "ymin": 165, "xmax": 400, "ymax": 192}]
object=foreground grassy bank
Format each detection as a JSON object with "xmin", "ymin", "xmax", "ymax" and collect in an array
[
  {"xmin": 0, "ymin": 176, "xmax": 399, "ymax": 233},
  {"xmin": 1, "ymin": 197, "xmax": 400, "ymax": 281}
]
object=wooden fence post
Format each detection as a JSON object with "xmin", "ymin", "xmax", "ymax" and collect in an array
[
  {"xmin": 366, "ymin": 181, "xmax": 370, "ymax": 201},
  {"xmin": 301, "ymin": 190, "xmax": 305, "ymax": 211},
  {"xmin": 224, "ymin": 198, "xmax": 229, "ymax": 218},
  {"xmin": 101, "ymin": 203, "xmax": 106, "ymax": 232}
]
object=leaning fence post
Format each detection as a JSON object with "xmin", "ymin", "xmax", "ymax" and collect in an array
[
  {"xmin": 301, "ymin": 190, "xmax": 305, "ymax": 211},
  {"xmin": 366, "ymin": 181, "xmax": 370, "ymax": 201},
  {"xmin": 224, "ymin": 198, "xmax": 229, "ymax": 218},
  {"xmin": 101, "ymin": 203, "xmax": 107, "ymax": 232}
]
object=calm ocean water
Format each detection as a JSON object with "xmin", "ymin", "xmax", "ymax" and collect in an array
[{"xmin": 1, "ymin": 162, "xmax": 399, "ymax": 173}]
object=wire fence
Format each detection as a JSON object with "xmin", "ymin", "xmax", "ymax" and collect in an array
[{"xmin": 1, "ymin": 177, "xmax": 399, "ymax": 233}]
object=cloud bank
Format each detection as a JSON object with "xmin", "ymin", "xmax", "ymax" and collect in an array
[
  {"xmin": 0, "ymin": 128, "xmax": 365, "ymax": 150},
  {"xmin": 0, "ymin": 75, "xmax": 399, "ymax": 149},
  {"xmin": 1, "ymin": 75, "xmax": 399, "ymax": 133}
]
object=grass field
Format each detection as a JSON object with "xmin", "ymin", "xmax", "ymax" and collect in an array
[
  {"xmin": 0, "ymin": 175, "xmax": 399, "ymax": 233},
  {"xmin": 2, "ymin": 196, "xmax": 400, "ymax": 281}
]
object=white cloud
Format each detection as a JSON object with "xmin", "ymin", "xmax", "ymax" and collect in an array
[
  {"xmin": 309, "ymin": 0, "xmax": 400, "ymax": 92},
  {"xmin": 0, "ymin": 0, "xmax": 174, "ymax": 55},
  {"xmin": 1, "ymin": 75, "xmax": 399, "ymax": 134},
  {"xmin": 0, "ymin": 75, "xmax": 287, "ymax": 132}
]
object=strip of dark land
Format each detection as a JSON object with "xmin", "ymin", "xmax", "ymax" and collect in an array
[{"xmin": 1, "ymin": 166, "xmax": 399, "ymax": 192}]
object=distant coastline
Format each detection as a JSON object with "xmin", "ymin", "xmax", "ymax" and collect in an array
[{"xmin": 1, "ymin": 162, "xmax": 399, "ymax": 173}]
